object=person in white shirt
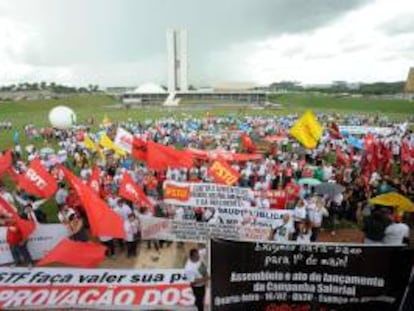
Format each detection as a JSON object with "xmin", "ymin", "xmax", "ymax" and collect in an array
[
  {"xmin": 383, "ymin": 214, "xmax": 410, "ymax": 245},
  {"xmin": 272, "ymin": 214, "xmax": 294, "ymax": 243},
  {"xmin": 55, "ymin": 183, "xmax": 68, "ymax": 206},
  {"xmin": 14, "ymin": 193, "xmax": 47, "ymax": 223},
  {"xmin": 0, "ymin": 187, "xmax": 15, "ymax": 207},
  {"xmin": 308, "ymin": 198, "xmax": 329, "ymax": 242},
  {"xmin": 297, "ymin": 220, "xmax": 312, "ymax": 244},
  {"xmin": 184, "ymin": 248, "xmax": 208, "ymax": 311},
  {"xmin": 124, "ymin": 213, "xmax": 140, "ymax": 257}
]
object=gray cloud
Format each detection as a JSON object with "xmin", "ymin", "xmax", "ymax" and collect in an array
[
  {"xmin": 5, "ymin": 0, "xmax": 368, "ymax": 67},
  {"xmin": 381, "ymin": 14, "xmax": 414, "ymax": 35}
]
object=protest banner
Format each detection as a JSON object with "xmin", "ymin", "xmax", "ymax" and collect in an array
[
  {"xmin": 139, "ymin": 215, "xmax": 271, "ymax": 243},
  {"xmin": 339, "ymin": 126, "xmax": 393, "ymax": 136},
  {"xmin": 253, "ymin": 190, "xmax": 287, "ymax": 209},
  {"xmin": 211, "ymin": 239, "xmax": 414, "ymax": 311},
  {"xmin": 176, "ymin": 206, "xmax": 293, "ymax": 228},
  {"xmin": 114, "ymin": 127, "xmax": 133, "ymax": 153},
  {"xmin": 0, "ymin": 267, "xmax": 194, "ymax": 310},
  {"xmin": 0, "ymin": 224, "xmax": 68, "ymax": 265},
  {"xmin": 163, "ymin": 181, "xmax": 252, "ymax": 208}
]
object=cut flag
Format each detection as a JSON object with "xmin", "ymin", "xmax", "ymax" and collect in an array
[
  {"xmin": 99, "ymin": 133, "xmax": 127, "ymax": 157},
  {"xmin": 132, "ymin": 137, "xmax": 148, "ymax": 162},
  {"xmin": 83, "ymin": 135, "xmax": 98, "ymax": 151},
  {"xmin": 328, "ymin": 122, "xmax": 342, "ymax": 139},
  {"xmin": 87, "ymin": 165, "xmax": 101, "ymax": 194},
  {"xmin": 146, "ymin": 141, "xmax": 193, "ymax": 170},
  {"xmin": 37, "ymin": 238, "xmax": 106, "ymax": 268},
  {"xmin": 208, "ymin": 160, "xmax": 240, "ymax": 186},
  {"xmin": 289, "ymin": 110, "xmax": 322, "ymax": 149},
  {"xmin": 16, "ymin": 158, "xmax": 58, "ymax": 199},
  {"xmin": 119, "ymin": 172, "xmax": 153, "ymax": 208},
  {"xmin": 0, "ymin": 150, "xmax": 12, "ymax": 177},
  {"xmin": 335, "ymin": 146, "xmax": 351, "ymax": 167},
  {"xmin": 61, "ymin": 165, "xmax": 125, "ymax": 239},
  {"xmin": 241, "ymin": 133, "xmax": 257, "ymax": 153},
  {"xmin": 0, "ymin": 196, "xmax": 36, "ymax": 240}
]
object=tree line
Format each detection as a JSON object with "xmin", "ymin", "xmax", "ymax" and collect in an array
[{"xmin": 0, "ymin": 82, "xmax": 100, "ymax": 94}]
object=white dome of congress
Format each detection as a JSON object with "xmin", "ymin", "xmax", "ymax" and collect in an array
[{"xmin": 133, "ymin": 83, "xmax": 166, "ymax": 94}]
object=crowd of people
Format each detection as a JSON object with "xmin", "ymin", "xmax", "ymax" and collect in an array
[{"xmin": 0, "ymin": 112, "xmax": 413, "ymax": 268}]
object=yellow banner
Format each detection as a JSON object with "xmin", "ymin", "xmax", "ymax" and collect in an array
[{"xmin": 289, "ymin": 110, "xmax": 322, "ymax": 149}]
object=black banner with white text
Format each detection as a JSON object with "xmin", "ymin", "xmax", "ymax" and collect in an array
[{"xmin": 210, "ymin": 239, "xmax": 414, "ymax": 311}]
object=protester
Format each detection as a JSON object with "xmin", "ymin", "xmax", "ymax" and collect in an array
[
  {"xmin": 68, "ymin": 213, "xmax": 88, "ymax": 242},
  {"xmin": 124, "ymin": 212, "xmax": 141, "ymax": 258},
  {"xmin": 184, "ymin": 248, "xmax": 208, "ymax": 311},
  {"xmin": 383, "ymin": 213, "xmax": 410, "ymax": 245},
  {"xmin": 5, "ymin": 218, "xmax": 33, "ymax": 267}
]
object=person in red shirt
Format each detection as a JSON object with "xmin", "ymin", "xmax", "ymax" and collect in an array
[{"xmin": 6, "ymin": 218, "xmax": 33, "ymax": 267}]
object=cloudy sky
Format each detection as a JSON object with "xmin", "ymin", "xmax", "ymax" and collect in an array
[{"xmin": 0, "ymin": 0, "xmax": 413, "ymax": 87}]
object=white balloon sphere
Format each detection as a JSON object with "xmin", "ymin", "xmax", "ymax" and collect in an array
[{"xmin": 48, "ymin": 106, "xmax": 77, "ymax": 129}]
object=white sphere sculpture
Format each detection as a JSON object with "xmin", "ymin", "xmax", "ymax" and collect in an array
[{"xmin": 48, "ymin": 106, "xmax": 77, "ymax": 129}]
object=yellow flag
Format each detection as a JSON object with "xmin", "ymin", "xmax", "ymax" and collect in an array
[
  {"xmin": 84, "ymin": 135, "xmax": 97, "ymax": 151},
  {"xmin": 102, "ymin": 114, "xmax": 111, "ymax": 126},
  {"xmin": 97, "ymin": 146, "xmax": 106, "ymax": 164},
  {"xmin": 370, "ymin": 192, "xmax": 414, "ymax": 213},
  {"xmin": 99, "ymin": 133, "xmax": 126, "ymax": 156},
  {"xmin": 289, "ymin": 110, "xmax": 322, "ymax": 149}
]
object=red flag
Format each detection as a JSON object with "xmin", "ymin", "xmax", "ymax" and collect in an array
[
  {"xmin": 146, "ymin": 141, "xmax": 193, "ymax": 170},
  {"xmin": 328, "ymin": 122, "xmax": 342, "ymax": 139},
  {"xmin": 335, "ymin": 146, "xmax": 350, "ymax": 167},
  {"xmin": 0, "ymin": 150, "xmax": 12, "ymax": 177},
  {"xmin": 364, "ymin": 133, "xmax": 375, "ymax": 153},
  {"xmin": 37, "ymin": 238, "xmax": 106, "ymax": 268},
  {"xmin": 132, "ymin": 137, "xmax": 147, "ymax": 162},
  {"xmin": 401, "ymin": 140, "xmax": 414, "ymax": 174},
  {"xmin": 0, "ymin": 196, "xmax": 35, "ymax": 240},
  {"xmin": 119, "ymin": 172, "xmax": 153, "ymax": 208},
  {"xmin": 87, "ymin": 165, "xmax": 101, "ymax": 194},
  {"xmin": 241, "ymin": 133, "xmax": 257, "ymax": 153},
  {"xmin": 61, "ymin": 165, "xmax": 125, "ymax": 239},
  {"xmin": 17, "ymin": 159, "xmax": 57, "ymax": 198},
  {"xmin": 208, "ymin": 160, "xmax": 240, "ymax": 186}
]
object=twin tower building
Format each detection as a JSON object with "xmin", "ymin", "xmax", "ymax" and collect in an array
[{"xmin": 167, "ymin": 29, "xmax": 188, "ymax": 92}]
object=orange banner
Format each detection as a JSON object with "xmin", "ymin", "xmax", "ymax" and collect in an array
[
  {"xmin": 208, "ymin": 160, "xmax": 240, "ymax": 186},
  {"xmin": 163, "ymin": 184, "xmax": 191, "ymax": 201}
]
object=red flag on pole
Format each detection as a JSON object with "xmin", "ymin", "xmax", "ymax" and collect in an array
[
  {"xmin": 37, "ymin": 238, "xmax": 106, "ymax": 268},
  {"xmin": 328, "ymin": 122, "xmax": 342, "ymax": 139},
  {"xmin": 335, "ymin": 146, "xmax": 350, "ymax": 167},
  {"xmin": 60, "ymin": 165, "xmax": 125, "ymax": 239},
  {"xmin": 0, "ymin": 150, "xmax": 12, "ymax": 178},
  {"xmin": 146, "ymin": 141, "xmax": 193, "ymax": 170},
  {"xmin": 87, "ymin": 165, "xmax": 101, "ymax": 194},
  {"xmin": 241, "ymin": 133, "xmax": 257, "ymax": 153},
  {"xmin": 132, "ymin": 137, "xmax": 148, "ymax": 162},
  {"xmin": 17, "ymin": 159, "xmax": 58, "ymax": 198},
  {"xmin": 0, "ymin": 196, "xmax": 35, "ymax": 240},
  {"xmin": 119, "ymin": 172, "xmax": 153, "ymax": 208}
]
